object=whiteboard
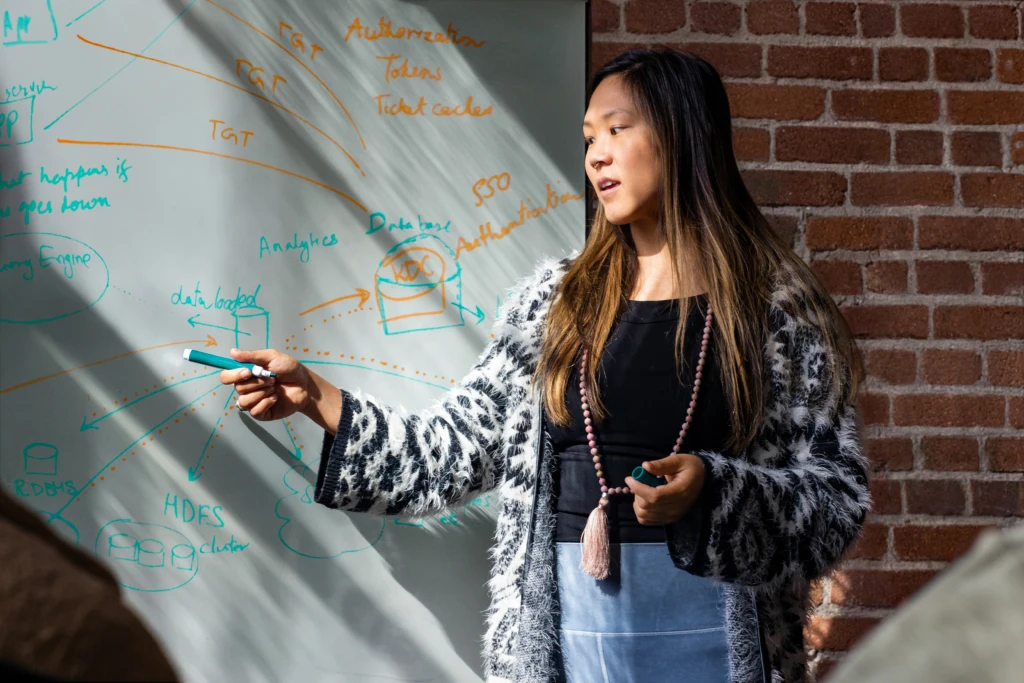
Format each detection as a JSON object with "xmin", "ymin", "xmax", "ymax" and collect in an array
[{"xmin": 0, "ymin": 1, "xmax": 585, "ymax": 680}]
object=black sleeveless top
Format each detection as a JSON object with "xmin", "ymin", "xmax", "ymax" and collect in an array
[{"xmin": 546, "ymin": 295, "xmax": 733, "ymax": 543}]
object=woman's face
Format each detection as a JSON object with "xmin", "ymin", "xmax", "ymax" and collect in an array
[{"xmin": 583, "ymin": 74, "xmax": 661, "ymax": 227}]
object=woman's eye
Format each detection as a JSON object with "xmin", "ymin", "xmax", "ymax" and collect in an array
[{"xmin": 610, "ymin": 126, "xmax": 624, "ymax": 135}]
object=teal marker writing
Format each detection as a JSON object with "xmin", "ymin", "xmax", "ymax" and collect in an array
[
  {"xmin": 631, "ymin": 466, "xmax": 665, "ymax": 488},
  {"xmin": 183, "ymin": 349, "xmax": 276, "ymax": 378}
]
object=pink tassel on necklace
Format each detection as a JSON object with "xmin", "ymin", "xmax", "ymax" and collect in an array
[
  {"xmin": 580, "ymin": 499, "xmax": 610, "ymax": 579},
  {"xmin": 576, "ymin": 305, "xmax": 713, "ymax": 582}
]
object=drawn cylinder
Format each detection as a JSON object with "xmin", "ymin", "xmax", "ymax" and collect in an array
[
  {"xmin": 108, "ymin": 533, "xmax": 139, "ymax": 562},
  {"xmin": 171, "ymin": 544, "xmax": 195, "ymax": 572},
  {"xmin": 138, "ymin": 539, "xmax": 165, "ymax": 568}
]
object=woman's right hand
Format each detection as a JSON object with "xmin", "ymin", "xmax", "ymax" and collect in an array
[{"xmin": 219, "ymin": 348, "xmax": 311, "ymax": 421}]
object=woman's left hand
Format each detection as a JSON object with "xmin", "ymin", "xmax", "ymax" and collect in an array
[{"xmin": 626, "ymin": 453, "xmax": 706, "ymax": 525}]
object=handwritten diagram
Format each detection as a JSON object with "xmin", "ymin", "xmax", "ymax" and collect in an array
[{"xmin": 0, "ymin": 1, "xmax": 584, "ymax": 680}]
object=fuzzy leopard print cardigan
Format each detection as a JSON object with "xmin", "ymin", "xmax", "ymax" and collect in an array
[{"xmin": 314, "ymin": 251, "xmax": 871, "ymax": 682}]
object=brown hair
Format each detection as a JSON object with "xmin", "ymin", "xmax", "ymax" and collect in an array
[{"xmin": 533, "ymin": 47, "xmax": 863, "ymax": 455}]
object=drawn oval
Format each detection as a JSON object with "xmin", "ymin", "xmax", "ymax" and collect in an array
[
  {"xmin": 94, "ymin": 519, "xmax": 198, "ymax": 592},
  {"xmin": 0, "ymin": 231, "xmax": 110, "ymax": 324}
]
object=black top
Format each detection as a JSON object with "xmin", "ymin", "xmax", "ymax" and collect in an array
[{"xmin": 547, "ymin": 295, "xmax": 733, "ymax": 543}]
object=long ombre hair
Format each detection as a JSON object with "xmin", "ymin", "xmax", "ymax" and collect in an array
[{"xmin": 533, "ymin": 47, "xmax": 863, "ymax": 456}]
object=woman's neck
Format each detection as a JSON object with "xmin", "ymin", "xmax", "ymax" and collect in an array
[{"xmin": 628, "ymin": 223, "xmax": 705, "ymax": 300}]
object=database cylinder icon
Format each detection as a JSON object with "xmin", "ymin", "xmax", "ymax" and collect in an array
[
  {"xmin": 22, "ymin": 443, "xmax": 59, "ymax": 476},
  {"xmin": 108, "ymin": 533, "xmax": 140, "ymax": 562},
  {"xmin": 138, "ymin": 539, "xmax": 166, "ymax": 568},
  {"xmin": 171, "ymin": 544, "xmax": 196, "ymax": 572},
  {"xmin": 374, "ymin": 234, "xmax": 463, "ymax": 336}
]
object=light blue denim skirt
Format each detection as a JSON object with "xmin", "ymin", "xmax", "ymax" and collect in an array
[{"xmin": 556, "ymin": 542, "xmax": 732, "ymax": 683}]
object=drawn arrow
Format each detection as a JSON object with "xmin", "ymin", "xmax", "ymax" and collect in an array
[
  {"xmin": 187, "ymin": 314, "xmax": 250, "ymax": 335},
  {"xmin": 0, "ymin": 336, "xmax": 217, "ymax": 394},
  {"xmin": 55, "ymin": 382, "xmax": 221, "ymax": 517},
  {"xmin": 299, "ymin": 288, "xmax": 371, "ymax": 316},
  {"xmin": 450, "ymin": 302, "xmax": 486, "ymax": 325},
  {"xmin": 188, "ymin": 388, "xmax": 236, "ymax": 481},
  {"xmin": 80, "ymin": 371, "xmax": 219, "ymax": 431}
]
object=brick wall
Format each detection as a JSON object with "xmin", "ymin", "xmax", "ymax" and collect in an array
[{"xmin": 589, "ymin": 0, "xmax": 1024, "ymax": 679}]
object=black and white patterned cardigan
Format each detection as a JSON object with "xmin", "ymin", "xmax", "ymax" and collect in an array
[{"xmin": 315, "ymin": 251, "xmax": 871, "ymax": 682}]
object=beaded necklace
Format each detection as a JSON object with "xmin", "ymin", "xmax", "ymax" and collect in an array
[{"xmin": 578, "ymin": 302, "xmax": 714, "ymax": 580}]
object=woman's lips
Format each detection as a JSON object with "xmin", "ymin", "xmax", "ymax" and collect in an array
[{"xmin": 599, "ymin": 181, "xmax": 620, "ymax": 196}]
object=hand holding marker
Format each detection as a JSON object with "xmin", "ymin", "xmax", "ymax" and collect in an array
[
  {"xmin": 183, "ymin": 349, "xmax": 277, "ymax": 378},
  {"xmin": 200, "ymin": 348, "xmax": 318, "ymax": 422}
]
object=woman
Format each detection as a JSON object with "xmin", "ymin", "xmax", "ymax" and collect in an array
[{"xmin": 221, "ymin": 47, "xmax": 870, "ymax": 683}]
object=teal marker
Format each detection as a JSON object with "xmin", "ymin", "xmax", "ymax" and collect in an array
[
  {"xmin": 631, "ymin": 466, "xmax": 665, "ymax": 488},
  {"xmin": 183, "ymin": 349, "xmax": 276, "ymax": 378}
]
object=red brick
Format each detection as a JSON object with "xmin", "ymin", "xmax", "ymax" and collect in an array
[
  {"xmin": 901, "ymin": 3, "xmax": 965, "ymax": 38},
  {"xmin": 732, "ymin": 126, "xmax": 769, "ymax": 161},
  {"xmin": 811, "ymin": 259, "xmax": 862, "ymax": 296},
  {"xmin": 894, "ymin": 394, "xmax": 1005, "ymax": 427},
  {"xmin": 870, "ymin": 479, "xmax": 902, "ymax": 515},
  {"xmin": 866, "ymin": 349, "xmax": 916, "ymax": 385},
  {"xmin": 982, "ymin": 262, "xmax": 1024, "ymax": 296},
  {"xmin": 805, "ymin": 2, "xmax": 856, "ymax": 36},
  {"xmin": 834, "ymin": 89, "xmax": 939, "ymax": 123},
  {"xmin": 776, "ymin": 126, "xmax": 888, "ymax": 164},
  {"xmin": 831, "ymin": 569, "xmax": 937, "ymax": 608},
  {"xmin": 893, "ymin": 524, "xmax": 989, "ymax": 561},
  {"xmin": 851, "ymin": 172, "xmax": 954, "ymax": 207},
  {"xmin": 919, "ymin": 216, "xmax": 1024, "ymax": 251},
  {"xmin": 591, "ymin": 0, "xmax": 620, "ymax": 32},
  {"xmin": 949, "ymin": 92, "xmax": 1024, "ymax": 124},
  {"xmin": 921, "ymin": 348, "xmax": 982, "ymax": 385},
  {"xmin": 997, "ymin": 49, "xmax": 1024, "ymax": 84},
  {"xmin": 962, "ymin": 173, "xmax": 1024, "ymax": 209},
  {"xmin": 1010, "ymin": 397, "xmax": 1024, "ymax": 429},
  {"xmin": 767, "ymin": 46, "xmax": 872, "ymax": 81},
  {"xmin": 879, "ymin": 47, "xmax": 930, "ymax": 82},
  {"xmin": 690, "ymin": 1, "xmax": 742, "ymax": 35},
  {"xmin": 864, "ymin": 261, "xmax": 908, "ymax": 294},
  {"xmin": 916, "ymin": 260, "xmax": 975, "ymax": 294},
  {"xmin": 935, "ymin": 48, "xmax": 993, "ymax": 82},
  {"xmin": 846, "ymin": 523, "xmax": 888, "ymax": 560},
  {"xmin": 806, "ymin": 615, "xmax": 880, "ymax": 651},
  {"xmin": 951, "ymin": 132, "xmax": 1003, "ymax": 167},
  {"xmin": 806, "ymin": 216, "xmax": 912, "ymax": 251},
  {"xmin": 906, "ymin": 479, "xmax": 966, "ymax": 515},
  {"xmin": 590, "ymin": 42, "xmax": 644, "ymax": 77},
  {"xmin": 742, "ymin": 170, "xmax": 846, "ymax": 206},
  {"xmin": 970, "ymin": 5, "xmax": 1021, "ymax": 40},
  {"xmin": 675, "ymin": 42, "xmax": 763, "ymax": 78},
  {"xmin": 766, "ymin": 213, "xmax": 798, "ymax": 246},
  {"xmin": 895, "ymin": 130, "xmax": 943, "ymax": 165},
  {"xmin": 987, "ymin": 437, "xmax": 1024, "ymax": 472},
  {"xmin": 867, "ymin": 437, "xmax": 914, "ymax": 472},
  {"xmin": 857, "ymin": 392, "xmax": 890, "ymax": 425},
  {"xmin": 935, "ymin": 306, "xmax": 1024, "ymax": 340},
  {"xmin": 922, "ymin": 436, "xmax": 980, "ymax": 471},
  {"xmin": 988, "ymin": 350, "xmax": 1024, "ymax": 387},
  {"xmin": 746, "ymin": 0, "xmax": 798, "ymax": 35},
  {"xmin": 727, "ymin": 83, "xmax": 825, "ymax": 120},
  {"xmin": 1012, "ymin": 132, "xmax": 1024, "ymax": 165},
  {"xmin": 843, "ymin": 305, "xmax": 929, "ymax": 339},
  {"xmin": 972, "ymin": 481, "xmax": 1024, "ymax": 517},
  {"xmin": 624, "ymin": 0, "xmax": 686, "ymax": 34},
  {"xmin": 861, "ymin": 3, "xmax": 895, "ymax": 37}
]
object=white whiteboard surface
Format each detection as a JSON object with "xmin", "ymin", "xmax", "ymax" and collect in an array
[{"xmin": 0, "ymin": 1, "xmax": 585, "ymax": 680}]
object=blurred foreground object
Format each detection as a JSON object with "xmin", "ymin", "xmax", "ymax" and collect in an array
[
  {"xmin": 0, "ymin": 490, "xmax": 179, "ymax": 681},
  {"xmin": 828, "ymin": 523, "xmax": 1024, "ymax": 683}
]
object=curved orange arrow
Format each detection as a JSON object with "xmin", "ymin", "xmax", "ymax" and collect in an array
[
  {"xmin": 0, "ymin": 335, "xmax": 217, "ymax": 394},
  {"xmin": 299, "ymin": 288, "xmax": 371, "ymax": 316}
]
